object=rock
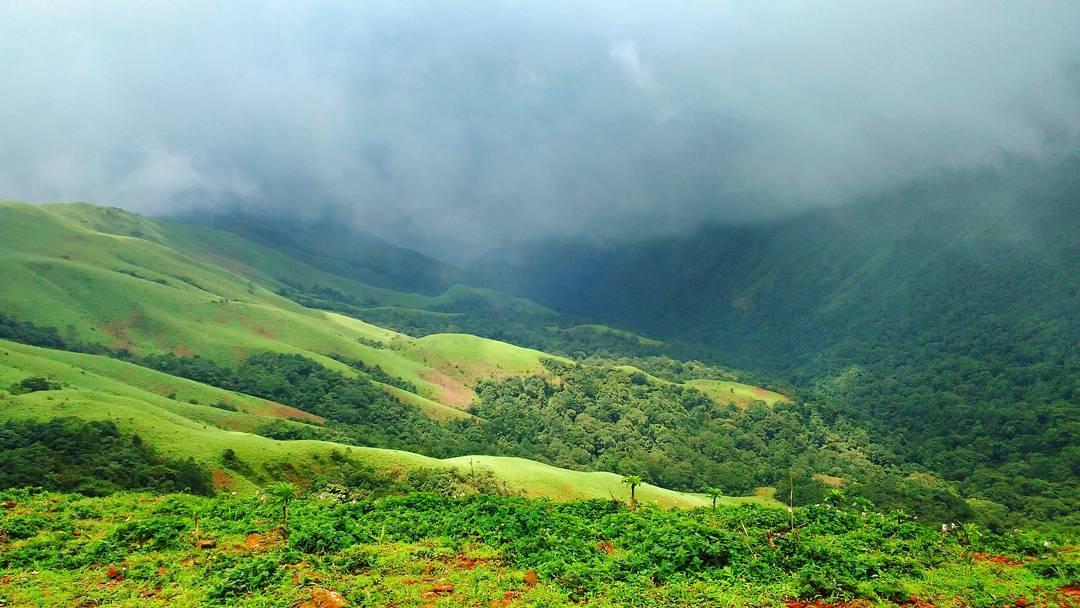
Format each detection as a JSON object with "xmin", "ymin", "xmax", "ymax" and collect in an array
[
  {"xmin": 523, "ymin": 569, "xmax": 539, "ymax": 586},
  {"xmin": 301, "ymin": 588, "xmax": 348, "ymax": 608}
]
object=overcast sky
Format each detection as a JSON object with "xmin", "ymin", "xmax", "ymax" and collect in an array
[{"xmin": 1, "ymin": 1, "xmax": 1078, "ymax": 259}]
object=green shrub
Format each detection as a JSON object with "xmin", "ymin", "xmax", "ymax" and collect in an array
[
  {"xmin": 335, "ymin": 544, "xmax": 378, "ymax": 573},
  {"xmin": 208, "ymin": 556, "xmax": 283, "ymax": 601},
  {"xmin": 111, "ymin": 516, "xmax": 188, "ymax": 551},
  {"xmin": 0, "ymin": 515, "xmax": 48, "ymax": 539}
]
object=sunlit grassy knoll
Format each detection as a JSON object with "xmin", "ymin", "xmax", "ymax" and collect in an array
[
  {"xmin": 685, "ymin": 378, "xmax": 791, "ymax": 407},
  {"xmin": 0, "ymin": 339, "xmax": 321, "ymax": 424},
  {"xmin": 609, "ymin": 363, "xmax": 790, "ymax": 407},
  {"xmin": 442, "ymin": 456, "xmax": 735, "ymax": 509},
  {"xmin": 564, "ymin": 324, "xmax": 665, "ymax": 347}
]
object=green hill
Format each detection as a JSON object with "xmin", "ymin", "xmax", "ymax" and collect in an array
[
  {"xmin": 0, "ymin": 201, "xmax": 792, "ymax": 508},
  {"xmin": 471, "ymin": 157, "xmax": 1080, "ymax": 527},
  {"xmin": 0, "ymin": 202, "xmax": 558, "ymax": 414},
  {"xmin": 0, "ymin": 339, "xmax": 726, "ymax": 508}
]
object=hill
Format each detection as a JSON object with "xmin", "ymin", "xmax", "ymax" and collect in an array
[
  {"xmin": 1, "ymin": 198, "xmax": 1069, "ymax": 529},
  {"xmin": 0, "ymin": 339, "xmax": 723, "ymax": 508},
  {"xmin": 0, "ymin": 201, "xmax": 798, "ymax": 509},
  {"xmin": 471, "ymin": 156, "xmax": 1080, "ymax": 527},
  {"xmin": 0, "ymin": 201, "xmax": 560, "ymax": 415}
]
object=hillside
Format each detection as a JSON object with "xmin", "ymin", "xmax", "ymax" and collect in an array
[
  {"xmin": 0, "ymin": 201, "xmax": 801, "ymax": 510},
  {"xmin": 0, "ymin": 200, "xmax": 1075, "ymax": 607},
  {"xmin": 1, "ymin": 198, "xmax": 1073, "ymax": 528},
  {"xmin": 0, "ymin": 202, "xmax": 560, "ymax": 415},
  {"xmin": 472, "ymin": 157, "xmax": 1080, "ymax": 527},
  {"xmin": 0, "ymin": 338, "xmax": 722, "ymax": 508}
]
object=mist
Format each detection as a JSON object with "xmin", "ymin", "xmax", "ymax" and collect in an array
[{"xmin": 1, "ymin": 1, "xmax": 1078, "ymax": 260}]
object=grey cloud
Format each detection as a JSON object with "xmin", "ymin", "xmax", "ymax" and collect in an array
[{"xmin": 1, "ymin": 1, "xmax": 1078, "ymax": 259}]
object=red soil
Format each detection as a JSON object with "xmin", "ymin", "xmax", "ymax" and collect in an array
[
  {"xmin": 421, "ymin": 370, "xmax": 474, "ymax": 409},
  {"xmin": 211, "ymin": 469, "xmax": 233, "ymax": 489},
  {"xmin": 972, "ymin": 552, "xmax": 1023, "ymax": 566}
]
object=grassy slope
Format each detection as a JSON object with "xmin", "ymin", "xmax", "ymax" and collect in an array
[
  {"xmin": 684, "ymin": 379, "xmax": 791, "ymax": 407},
  {"xmin": 158, "ymin": 218, "xmax": 556, "ymax": 319},
  {"xmin": 0, "ymin": 202, "xmax": 553, "ymax": 414},
  {"xmin": 611, "ymin": 364, "xmax": 791, "ymax": 407},
  {"xmin": 0, "ymin": 201, "xmax": 784, "ymax": 507},
  {"xmin": 564, "ymin": 324, "xmax": 664, "ymax": 347},
  {"xmin": 0, "ymin": 339, "xmax": 736, "ymax": 508}
]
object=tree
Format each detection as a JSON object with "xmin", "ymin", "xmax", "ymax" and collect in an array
[
  {"xmin": 706, "ymin": 487, "xmax": 724, "ymax": 510},
  {"xmin": 823, "ymin": 488, "xmax": 847, "ymax": 508},
  {"xmin": 266, "ymin": 482, "xmax": 298, "ymax": 533},
  {"xmin": 622, "ymin": 475, "xmax": 642, "ymax": 507}
]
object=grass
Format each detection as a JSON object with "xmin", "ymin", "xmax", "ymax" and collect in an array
[
  {"xmin": 0, "ymin": 202, "xmax": 563, "ymax": 414},
  {"xmin": 0, "ymin": 491, "xmax": 1073, "ymax": 608},
  {"xmin": 564, "ymin": 324, "xmax": 665, "ymax": 347},
  {"xmin": 684, "ymin": 378, "xmax": 792, "ymax": 407},
  {"xmin": 2, "ymin": 202, "xmax": 786, "ymax": 414},
  {"xmin": 0, "ymin": 201, "xmax": 785, "ymax": 506},
  {"xmin": 0, "ymin": 340, "xmax": 740, "ymax": 507},
  {"xmin": 609, "ymin": 364, "xmax": 791, "ymax": 407}
]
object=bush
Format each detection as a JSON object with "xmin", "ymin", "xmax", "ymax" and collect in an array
[
  {"xmin": 209, "ymin": 556, "xmax": 282, "ymax": 600},
  {"xmin": 111, "ymin": 516, "xmax": 189, "ymax": 551},
  {"xmin": 9, "ymin": 376, "xmax": 60, "ymax": 394}
]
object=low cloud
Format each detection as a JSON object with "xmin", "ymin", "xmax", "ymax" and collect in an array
[{"xmin": 0, "ymin": 1, "xmax": 1077, "ymax": 259}]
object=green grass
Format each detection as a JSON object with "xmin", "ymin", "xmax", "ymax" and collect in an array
[
  {"xmin": 608, "ymin": 363, "xmax": 791, "ymax": 407},
  {"xmin": 685, "ymin": 378, "xmax": 791, "ymax": 407},
  {"xmin": 0, "ymin": 340, "xmax": 737, "ymax": 507},
  {"xmin": 0, "ymin": 491, "xmax": 1072, "ymax": 608},
  {"xmin": 564, "ymin": 324, "xmax": 664, "ymax": 347},
  {"xmin": 440, "ymin": 456, "xmax": 777, "ymax": 509},
  {"xmin": 0, "ymin": 202, "xmax": 563, "ymax": 412},
  {"xmin": 0, "ymin": 201, "xmax": 783, "ymax": 506}
]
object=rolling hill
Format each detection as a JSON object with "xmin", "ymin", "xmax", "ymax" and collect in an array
[
  {"xmin": 0, "ymin": 202, "xmax": 559, "ymax": 414},
  {"xmin": 0, "ymin": 339, "xmax": 740, "ymax": 508},
  {"xmin": 470, "ymin": 155, "xmax": 1080, "ymax": 527},
  {"xmin": 0, "ymin": 201, "xmax": 792, "ymax": 509}
]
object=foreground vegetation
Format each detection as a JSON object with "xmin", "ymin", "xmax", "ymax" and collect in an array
[{"xmin": 1, "ymin": 487, "xmax": 1076, "ymax": 608}]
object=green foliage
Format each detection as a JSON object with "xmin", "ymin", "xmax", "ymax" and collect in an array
[
  {"xmin": 0, "ymin": 313, "xmax": 108, "ymax": 355},
  {"xmin": 0, "ymin": 418, "xmax": 213, "ymax": 496},
  {"xmin": 328, "ymin": 352, "xmax": 418, "ymax": 392},
  {"xmin": 7, "ymin": 376, "xmax": 61, "ymax": 394},
  {"xmin": 0, "ymin": 490, "xmax": 1076, "ymax": 607},
  {"xmin": 111, "ymin": 516, "xmax": 189, "ymax": 551},
  {"xmin": 469, "ymin": 361, "xmax": 902, "ymax": 512},
  {"xmin": 476, "ymin": 160, "xmax": 1080, "ymax": 531},
  {"xmin": 208, "ymin": 555, "xmax": 283, "ymax": 601},
  {"xmin": 134, "ymin": 350, "xmax": 483, "ymax": 455}
]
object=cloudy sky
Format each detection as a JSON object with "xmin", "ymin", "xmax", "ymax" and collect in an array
[{"xmin": 1, "ymin": 1, "xmax": 1078, "ymax": 258}]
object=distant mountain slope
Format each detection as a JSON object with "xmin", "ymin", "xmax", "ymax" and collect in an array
[
  {"xmin": 473, "ymin": 155, "xmax": 1079, "ymax": 376},
  {"xmin": 0, "ymin": 201, "xmax": 792, "ymax": 509},
  {"xmin": 0, "ymin": 202, "xmax": 554, "ymax": 413},
  {"xmin": 191, "ymin": 212, "xmax": 459, "ymax": 295},
  {"xmin": 0, "ymin": 339, "xmax": 728, "ymax": 507},
  {"xmin": 471, "ymin": 156, "xmax": 1080, "ymax": 525},
  {"xmin": 158, "ymin": 210, "xmax": 670, "ymax": 359}
]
